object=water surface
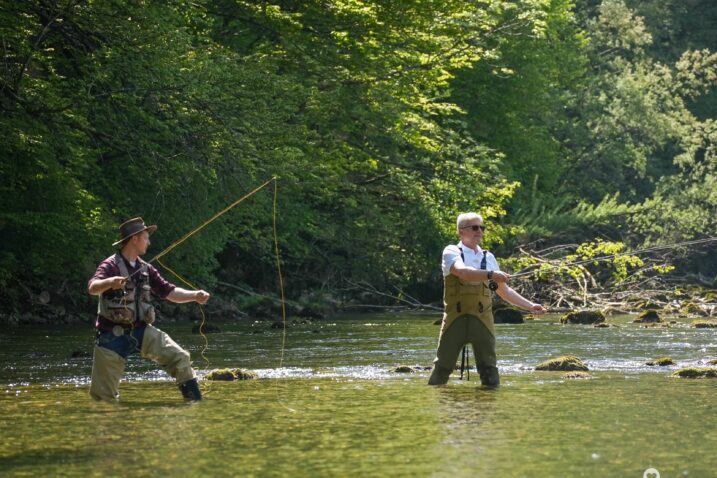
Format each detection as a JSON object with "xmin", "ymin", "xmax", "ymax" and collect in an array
[{"xmin": 1, "ymin": 313, "xmax": 716, "ymax": 477}]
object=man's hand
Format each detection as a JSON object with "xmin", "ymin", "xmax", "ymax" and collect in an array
[
  {"xmin": 88, "ymin": 276, "xmax": 127, "ymax": 295},
  {"xmin": 194, "ymin": 290, "xmax": 211, "ymax": 305},
  {"xmin": 528, "ymin": 303, "xmax": 547, "ymax": 315},
  {"xmin": 491, "ymin": 270, "xmax": 510, "ymax": 284},
  {"xmin": 108, "ymin": 276, "xmax": 128, "ymax": 290}
]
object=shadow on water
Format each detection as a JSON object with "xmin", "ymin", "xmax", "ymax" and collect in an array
[{"xmin": 0, "ymin": 447, "xmax": 102, "ymax": 473}]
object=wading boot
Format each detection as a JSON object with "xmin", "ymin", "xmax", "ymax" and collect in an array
[
  {"xmin": 479, "ymin": 366, "xmax": 500, "ymax": 387},
  {"xmin": 178, "ymin": 378, "xmax": 202, "ymax": 401}
]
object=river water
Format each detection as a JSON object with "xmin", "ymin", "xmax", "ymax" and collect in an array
[{"xmin": 1, "ymin": 313, "xmax": 716, "ymax": 477}]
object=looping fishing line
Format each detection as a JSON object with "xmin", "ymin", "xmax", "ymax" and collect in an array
[
  {"xmin": 137, "ymin": 177, "xmax": 288, "ymax": 403},
  {"xmin": 155, "ymin": 257, "xmax": 213, "ymax": 397},
  {"xmin": 271, "ymin": 178, "xmax": 294, "ymax": 413}
]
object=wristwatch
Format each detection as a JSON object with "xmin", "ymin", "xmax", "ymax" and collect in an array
[{"xmin": 487, "ymin": 270, "xmax": 493, "ymax": 280}]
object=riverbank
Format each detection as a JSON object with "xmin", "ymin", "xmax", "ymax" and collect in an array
[{"xmin": 2, "ymin": 278, "xmax": 716, "ymax": 328}]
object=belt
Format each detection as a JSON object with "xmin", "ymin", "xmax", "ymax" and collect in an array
[{"xmin": 96, "ymin": 316, "xmax": 146, "ymax": 334}]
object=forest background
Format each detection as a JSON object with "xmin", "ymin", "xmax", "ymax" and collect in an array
[{"xmin": 2, "ymin": 0, "xmax": 716, "ymax": 323}]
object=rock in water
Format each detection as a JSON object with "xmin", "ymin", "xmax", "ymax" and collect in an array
[
  {"xmin": 633, "ymin": 310, "xmax": 661, "ymax": 323},
  {"xmin": 493, "ymin": 307, "xmax": 525, "ymax": 324},
  {"xmin": 646, "ymin": 356, "xmax": 674, "ymax": 366},
  {"xmin": 560, "ymin": 311, "xmax": 605, "ymax": 325},
  {"xmin": 535, "ymin": 355, "xmax": 589, "ymax": 371},
  {"xmin": 672, "ymin": 368, "xmax": 717, "ymax": 379},
  {"xmin": 205, "ymin": 368, "xmax": 257, "ymax": 381},
  {"xmin": 562, "ymin": 371, "xmax": 592, "ymax": 379}
]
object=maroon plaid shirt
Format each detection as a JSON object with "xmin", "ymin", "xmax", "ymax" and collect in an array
[{"xmin": 90, "ymin": 253, "xmax": 176, "ymax": 328}]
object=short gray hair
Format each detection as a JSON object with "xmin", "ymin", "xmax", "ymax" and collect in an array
[{"xmin": 456, "ymin": 212, "xmax": 482, "ymax": 233}]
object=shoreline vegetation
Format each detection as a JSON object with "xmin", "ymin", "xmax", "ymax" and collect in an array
[
  {"xmin": 3, "ymin": 262, "xmax": 715, "ymax": 327},
  {"xmin": 2, "ymin": 2, "xmax": 716, "ymax": 329}
]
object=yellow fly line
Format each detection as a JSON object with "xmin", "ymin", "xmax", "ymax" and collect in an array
[{"xmin": 145, "ymin": 177, "xmax": 288, "ymax": 403}]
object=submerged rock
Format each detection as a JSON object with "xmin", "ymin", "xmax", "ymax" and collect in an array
[
  {"xmin": 633, "ymin": 310, "xmax": 661, "ymax": 323},
  {"xmin": 672, "ymin": 368, "xmax": 717, "ymax": 379},
  {"xmin": 560, "ymin": 311, "xmax": 605, "ymax": 325},
  {"xmin": 691, "ymin": 320, "xmax": 717, "ymax": 328},
  {"xmin": 708, "ymin": 358, "xmax": 717, "ymax": 366},
  {"xmin": 391, "ymin": 365, "xmax": 430, "ymax": 373},
  {"xmin": 205, "ymin": 368, "xmax": 257, "ymax": 381},
  {"xmin": 646, "ymin": 356, "xmax": 674, "ymax": 366},
  {"xmin": 562, "ymin": 371, "xmax": 592, "ymax": 379},
  {"xmin": 535, "ymin": 355, "xmax": 589, "ymax": 371},
  {"xmin": 392, "ymin": 365, "xmax": 416, "ymax": 373}
]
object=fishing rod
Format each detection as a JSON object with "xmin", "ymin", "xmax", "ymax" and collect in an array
[
  {"xmin": 150, "ymin": 176, "xmax": 277, "ymax": 265},
  {"xmin": 508, "ymin": 236, "xmax": 717, "ymax": 279},
  {"xmin": 121, "ymin": 177, "xmax": 277, "ymax": 281}
]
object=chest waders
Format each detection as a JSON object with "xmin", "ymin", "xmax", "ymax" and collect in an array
[
  {"xmin": 442, "ymin": 249, "xmax": 495, "ymax": 336},
  {"xmin": 442, "ymin": 249, "xmax": 494, "ymax": 381},
  {"xmin": 91, "ymin": 254, "xmax": 201, "ymax": 402},
  {"xmin": 97, "ymin": 253, "xmax": 156, "ymax": 327}
]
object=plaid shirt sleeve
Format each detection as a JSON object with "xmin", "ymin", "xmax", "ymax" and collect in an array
[
  {"xmin": 146, "ymin": 263, "xmax": 176, "ymax": 299},
  {"xmin": 88, "ymin": 256, "xmax": 120, "ymax": 289}
]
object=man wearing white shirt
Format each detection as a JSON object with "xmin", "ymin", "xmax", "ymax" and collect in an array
[{"xmin": 428, "ymin": 212, "xmax": 546, "ymax": 386}]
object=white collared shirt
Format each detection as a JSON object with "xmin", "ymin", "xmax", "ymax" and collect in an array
[{"xmin": 442, "ymin": 241, "xmax": 500, "ymax": 278}]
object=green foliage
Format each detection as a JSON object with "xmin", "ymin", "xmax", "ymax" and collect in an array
[
  {"xmin": 567, "ymin": 240, "xmax": 643, "ymax": 283},
  {"xmin": 2, "ymin": 0, "xmax": 717, "ymax": 314}
]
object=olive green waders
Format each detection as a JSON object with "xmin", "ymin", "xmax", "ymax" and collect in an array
[
  {"xmin": 428, "ymin": 273, "xmax": 499, "ymax": 386},
  {"xmin": 427, "ymin": 315, "xmax": 499, "ymax": 386}
]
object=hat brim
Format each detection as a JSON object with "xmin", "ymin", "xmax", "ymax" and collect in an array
[{"xmin": 112, "ymin": 224, "xmax": 157, "ymax": 248}]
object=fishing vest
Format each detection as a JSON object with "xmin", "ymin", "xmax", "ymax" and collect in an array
[
  {"xmin": 97, "ymin": 253, "xmax": 156, "ymax": 325},
  {"xmin": 442, "ymin": 248, "xmax": 495, "ymax": 336}
]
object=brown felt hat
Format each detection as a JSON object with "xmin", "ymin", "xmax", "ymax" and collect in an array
[{"xmin": 112, "ymin": 217, "xmax": 157, "ymax": 247}]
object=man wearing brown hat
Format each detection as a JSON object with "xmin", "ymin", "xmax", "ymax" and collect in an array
[{"xmin": 88, "ymin": 217, "xmax": 210, "ymax": 402}]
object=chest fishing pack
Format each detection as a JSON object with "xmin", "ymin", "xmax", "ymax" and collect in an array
[{"xmin": 97, "ymin": 253, "xmax": 156, "ymax": 325}]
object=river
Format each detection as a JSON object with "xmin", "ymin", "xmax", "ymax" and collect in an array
[{"xmin": 1, "ymin": 312, "xmax": 716, "ymax": 477}]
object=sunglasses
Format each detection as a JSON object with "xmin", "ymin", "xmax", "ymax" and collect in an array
[{"xmin": 460, "ymin": 224, "xmax": 486, "ymax": 231}]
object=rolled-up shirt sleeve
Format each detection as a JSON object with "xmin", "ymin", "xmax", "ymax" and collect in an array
[
  {"xmin": 88, "ymin": 257, "xmax": 118, "ymax": 290},
  {"xmin": 442, "ymin": 245, "xmax": 463, "ymax": 277}
]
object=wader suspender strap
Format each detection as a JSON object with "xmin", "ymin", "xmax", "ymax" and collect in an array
[
  {"xmin": 115, "ymin": 253, "xmax": 130, "ymax": 279},
  {"xmin": 458, "ymin": 247, "xmax": 489, "ymax": 269}
]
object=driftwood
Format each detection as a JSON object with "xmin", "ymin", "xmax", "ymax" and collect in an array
[{"xmin": 508, "ymin": 244, "xmax": 716, "ymax": 314}]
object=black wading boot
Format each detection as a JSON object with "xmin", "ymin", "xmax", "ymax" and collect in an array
[
  {"xmin": 478, "ymin": 366, "xmax": 500, "ymax": 388},
  {"xmin": 179, "ymin": 378, "xmax": 202, "ymax": 401}
]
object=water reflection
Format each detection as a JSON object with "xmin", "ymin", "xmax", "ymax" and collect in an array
[{"xmin": 435, "ymin": 385, "xmax": 499, "ymax": 434}]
